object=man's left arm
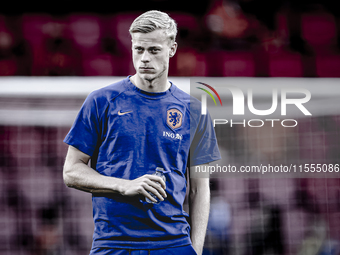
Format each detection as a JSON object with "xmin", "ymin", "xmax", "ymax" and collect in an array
[{"xmin": 189, "ymin": 164, "xmax": 210, "ymax": 255}]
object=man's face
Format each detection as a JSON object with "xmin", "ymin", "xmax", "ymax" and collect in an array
[{"xmin": 131, "ymin": 29, "xmax": 177, "ymax": 82}]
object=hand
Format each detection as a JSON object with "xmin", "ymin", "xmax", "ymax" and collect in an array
[{"xmin": 118, "ymin": 174, "xmax": 167, "ymax": 203}]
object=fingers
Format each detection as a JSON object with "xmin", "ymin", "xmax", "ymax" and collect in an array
[
  {"xmin": 120, "ymin": 174, "xmax": 167, "ymax": 202},
  {"xmin": 140, "ymin": 175, "xmax": 167, "ymax": 202},
  {"xmin": 145, "ymin": 174, "xmax": 166, "ymax": 189},
  {"xmin": 143, "ymin": 182, "xmax": 166, "ymax": 202},
  {"xmin": 144, "ymin": 176, "xmax": 167, "ymax": 197},
  {"xmin": 139, "ymin": 188, "xmax": 158, "ymax": 203}
]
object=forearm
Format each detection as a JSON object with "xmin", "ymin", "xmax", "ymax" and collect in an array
[
  {"xmin": 63, "ymin": 146, "xmax": 166, "ymax": 201},
  {"xmin": 189, "ymin": 178, "xmax": 210, "ymax": 255},
  {"xmin": 63, "ymin": 161, "xmax": 123, "ymax": 194}
]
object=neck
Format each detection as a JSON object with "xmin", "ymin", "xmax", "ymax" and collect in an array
[{"xmin": 130, "ymin": 74, "xmax": 171, "ymax": 93}]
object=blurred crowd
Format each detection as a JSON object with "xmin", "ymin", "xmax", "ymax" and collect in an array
[{"xmin": 0, "ymin": 0, "xmax": 340, "ymax": 77}]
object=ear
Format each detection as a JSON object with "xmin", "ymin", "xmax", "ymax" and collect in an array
[{"xmin": 169, "ymin": 41, "xmax": 177, "ymax": 58}]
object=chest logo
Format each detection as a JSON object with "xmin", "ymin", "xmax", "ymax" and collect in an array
[
  {"xmin": 118, "ymin": 110, "xmax": 133, "ymax": 116},
  {"xmin": 167, "ymin": 108, "xmax": 182, "ymax": 129}
]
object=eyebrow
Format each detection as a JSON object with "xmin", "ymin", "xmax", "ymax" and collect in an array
[{"xmin": 134, "ymin": 46, "xmax": 162, "ymax": 50}]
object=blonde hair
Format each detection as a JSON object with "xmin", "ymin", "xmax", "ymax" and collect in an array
[{"xmin": 129, "ymin": 10, "xmax": 177, "ymax": 43}]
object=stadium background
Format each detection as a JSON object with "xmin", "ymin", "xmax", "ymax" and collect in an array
[{"xmin": 1, "ymin": 0, "xmax": 340, "ymax": 254}]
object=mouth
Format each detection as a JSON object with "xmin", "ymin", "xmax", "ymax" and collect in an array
[{"xmin": 139, "ymin": 67, "xmax": 154, "ymax": 70}]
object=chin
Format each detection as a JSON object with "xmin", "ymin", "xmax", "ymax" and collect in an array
[{"xmin": 138, "ymin": 72, "xmax": 156, "ymax": 81}]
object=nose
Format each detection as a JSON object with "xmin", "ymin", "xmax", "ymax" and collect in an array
[{"xmin": 141, "ymin": 51, "xmax": 150, "ymax": 62}]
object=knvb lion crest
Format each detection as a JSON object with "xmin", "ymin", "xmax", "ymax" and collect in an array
[{"xmin": 167, "ymin": 109, "xmax": 182, "ymax": 129}]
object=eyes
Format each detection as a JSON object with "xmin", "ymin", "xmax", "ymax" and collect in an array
[{"xmin": 134, "ymin": 47, "xmax": 161, "ymax": 54}]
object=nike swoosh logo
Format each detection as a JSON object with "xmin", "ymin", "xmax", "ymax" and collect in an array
[{"xmin": 118, "ymin": 110, "xmax": 133, "ymax": 116}]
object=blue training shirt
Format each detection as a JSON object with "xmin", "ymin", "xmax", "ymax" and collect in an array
[{"xmin": 64, "ymin": 77, "xmax": 221, "ymax": 250}]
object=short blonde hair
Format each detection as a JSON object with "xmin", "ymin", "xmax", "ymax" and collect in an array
[{"xmin": 129, "ymin": 10, "xmax": 177, "ymax": 43}]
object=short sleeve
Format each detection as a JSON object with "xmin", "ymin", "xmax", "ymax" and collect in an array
[
  {"xmin": 63, "ymin": 91, "xmax": 102, "ymax": 157},
  {"xmin": 189, "ymin": 111, "xmax": 221, "ymax": 166}
]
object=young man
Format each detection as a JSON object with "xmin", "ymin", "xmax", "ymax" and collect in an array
[{"xmin": 63, "ymin": 10, "xmax": 221, "ymax": 255}]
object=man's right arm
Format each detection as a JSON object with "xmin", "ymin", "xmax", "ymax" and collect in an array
[{"xmin": 63, "ymin": 145, "xmax": 167, "ymax": 202}]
